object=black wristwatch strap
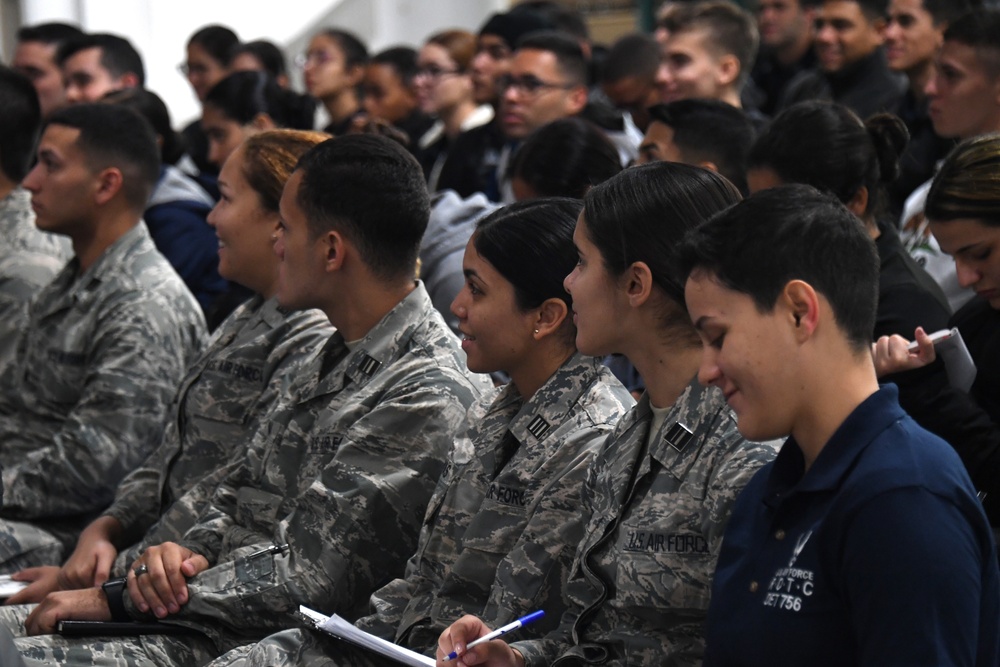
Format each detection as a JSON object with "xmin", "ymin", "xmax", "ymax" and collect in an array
[{"xmin": 101, "ymin": 577, "xmax": 130, "ymax": 622}]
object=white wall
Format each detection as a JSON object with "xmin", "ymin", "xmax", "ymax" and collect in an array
[{"xmin": 17, "ymin": 0, "xmax": 507, "ymax": 126}]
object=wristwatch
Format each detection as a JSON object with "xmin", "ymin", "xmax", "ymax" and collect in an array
[{"xmin": 101, "ymin": 577, "xmax": 131, "ymax": 622}]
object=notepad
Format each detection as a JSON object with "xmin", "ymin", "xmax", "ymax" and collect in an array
[
  {"xmin": 299, "ymin": 605, "xmax": 436, "ymax": 666},
  {"xmin": 0, "ymin": 576, "xmax": 28, "ymax": 599}
]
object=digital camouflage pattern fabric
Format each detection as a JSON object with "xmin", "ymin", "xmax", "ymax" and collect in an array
[
  {"xmin": 0, "ymin": 222, "xmax": 206, "ymax": 572},
  {"xmin": 512, "ymin": 379, "xmax": 781, "ymax": 667},
  {"xmin": 104, "ymin": 295, "xmax": 332, "ymax": 573},
  {"xmin": 0, "ymin": 188, "xmax": 71, "ymax": 371},
  {"xmin": 206, "ymin": 353, "xmax": 635, "ymax": 667},
  {"xmin": 0, "ymin": 602, "xmax": 213, "ymax": 666},
  {"xmin": 0, "ymin": 283, "xmax": 491, "ymax": 666}
]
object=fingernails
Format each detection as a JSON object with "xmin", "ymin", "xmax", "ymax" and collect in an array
[
  {"xmin": 138, "ymin": 602, "xmax": 149, "ymax": 613},
  {"xmin": 155, "ymin": 606, "xmax": 166, "ymax": 617},
  {"xmin": 168, "ymin": 603, "xmax": 179, "ymax": 613}
]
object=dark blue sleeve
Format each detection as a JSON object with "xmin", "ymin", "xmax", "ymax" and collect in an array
[
  {"xmin": 144, "ymin": 202, "xmax": 228, "ymax": 312},
  {"xmin": 842, "ymin": 486, "xmax": 990, "ymax": 667}
]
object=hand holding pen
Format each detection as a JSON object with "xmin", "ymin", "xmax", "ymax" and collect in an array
[{"xmin": 437, "ymin": 611, "xmax": 543, "ymax": 666}]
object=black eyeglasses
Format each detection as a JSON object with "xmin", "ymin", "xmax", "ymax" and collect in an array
[{"xmin": 497, "ymin": 74, "xmax": 576, "ymax": 96}]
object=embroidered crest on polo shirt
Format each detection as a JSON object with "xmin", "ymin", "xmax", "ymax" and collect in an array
[
  {"xmin": 526, "ymin": 415, "xmax": 551, "ymax": 439},
  {"xmin": 789, "ymin": 530, "xmax": 812, "ymax": 568},
  {"xmin": 665, "ymin": 422, "xmax": 694, "ymax": 452},
  {"xmin": 763, "ymin": 530, "xmax": 816, "ymax": 612}
]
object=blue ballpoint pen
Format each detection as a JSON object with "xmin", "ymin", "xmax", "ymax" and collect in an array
[{"xmin": 445, "ymin": 610, "xmax": 545, "ymax": 661}]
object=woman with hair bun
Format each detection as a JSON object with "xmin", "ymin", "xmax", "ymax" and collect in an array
[
  {"xmin": 747, "ymin": 100, "xmax": 951, "ymax": 341},
  {"xmin": 436, "ymin": 163, "xmax": 780, "ymax": 666},
  {"xmin": 195, "ymin": 197, "xmax": 634, "ymax": 667},
  {"xmin": 509, "ymin": 117, "xmax": 622, "ymax": 200}
]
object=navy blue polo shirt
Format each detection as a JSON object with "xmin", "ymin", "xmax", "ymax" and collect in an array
[{"xmin": 704, "ymin": 385, "xmax": 1000, "ymax": 667}]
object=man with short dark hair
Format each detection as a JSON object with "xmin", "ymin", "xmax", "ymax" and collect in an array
[
  {"xmin": 9, "ymin": 134, "xmax": 489, "ymax": 667},
  {"xmin": 901, "ymin": 7, "xmax": 1000, "ymax": 310},
  {"xmin": 884, "ymin": 0, "xmax": 977, "ymax": 215},
  {"xmin": 924, "ymin": 8, "xmax": 1000, "ymax": 143},
  {"xmin": 0, "ymin": 67, "xmax": 71, "ymax": 370},
  {"xmin": 0, "ymin": 104, "xmax": 206, "ymax": 572},
  {"xmin": 636, "ymin": 99, "xmax": 755, "ymax": 195},
  {"xmin": 470, "ymin": 11, "xmax": 553, "ymax": 109},
  {"xmin": 749, "ymin": 0, "xmax": 817, "ymax": 115},
  {"xmin": 782, "ymin": 0, "xmax": 906, "ymax": 118},
  {"xmin": 443, "ymin": 31, "xmax": 589, "ymax": 202},
  {"xmin": 495, "ymin": 32, "xmax": 590, "ymax": 201},
  {"xmin": 600, "ymin": 33, "xmax": 662, "ymax": 131},
  {"xmin": 58, "ymin": 33, "xmax": 145, "ymax": 105},
  {"xmin": 12, "ymin": 22, "xmax": 83, "ymax": 118},
  {"xmin": 498, "ymin": 32, "xmax": 589, "ymax": 143}
]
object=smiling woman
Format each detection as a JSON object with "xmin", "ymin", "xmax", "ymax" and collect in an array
[
  {"xmin": 680, "ymin": 184, "xmax": 999, "ymax": 667},
  {"xmin": 195, "ymin": 197, "xmax": 634, "ymax": 667},
  {"xmin": 208, "ymin": 130, "xmax": 327, "ymax": 298},
  {"xmin": 434, "ymin": 163, "xmax": 780, "ymax": 667}
]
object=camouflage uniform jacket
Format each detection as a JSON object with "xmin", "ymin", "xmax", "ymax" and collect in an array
[
  {"xmin": 513, "ymin": 378, "xmax": 780, "ymax": 667},
  {"xmin": 0, "ymin": 188, "xmax": 71, "ymax": 370},
  {"xmin": 103, "ymin": 296, "xmax": 333, "ymax": 574},
  {"xmin": 138, "ymin": 283, "xmax": 490, "ymax": 655},
  {"xmin": 0, "ymin": 222, "xmax": 206, "ymax": 525},
  {"xmin": 356, "ymin": 353, "xmax": 634, "ymax": 654}
]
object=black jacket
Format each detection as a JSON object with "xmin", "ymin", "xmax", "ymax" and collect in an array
[
  {"xmin": 780, "ymin": 48, "xmax": 906, "ymax": 120},
  {"xmin": 893, "ymin": 297, "xmax": 1000, "ymax": 524}
]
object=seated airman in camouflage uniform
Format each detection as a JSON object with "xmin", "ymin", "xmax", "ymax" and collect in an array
[
  {"xmin": 0, "ymin": 130, "xmax": 334, "ymax": 609},
  {"xmin": 0, "ymin": 104, "xmax": 206, "ymax": 573},
  {"xmin": 437, "ymin": 163, "xmax": 781, "ymax": 667},
  {"xmin": 0, "ymin": 67, "xmax": 71, "ymax": 372},
  {"xmin": 205, "ymin": 199, "xmax": 636, "ymax": 667},
  {"xmin": 5, "ymin": 134, "xmax": 490, "ymax": 666}
]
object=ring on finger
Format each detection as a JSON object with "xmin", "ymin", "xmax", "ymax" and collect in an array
[{"xmin": 133, "ymin": 564, "xmax": 149, "ymax": 577}]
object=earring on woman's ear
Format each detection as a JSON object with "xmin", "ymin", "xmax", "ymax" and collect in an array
[{"xmin": 534, "ymin": 329, "xmax": 539, "ymax": 334}]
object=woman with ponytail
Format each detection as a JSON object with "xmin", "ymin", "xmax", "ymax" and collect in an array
[{"xmin": 747, "ymin": 100, "xmax": 951, "ymax": 340}]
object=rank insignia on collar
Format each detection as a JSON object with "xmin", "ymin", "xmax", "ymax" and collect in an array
[
  {"xmin": 665, "ymin": 422, "xmax": 694, "ymax": 452},
  {"xmin": 526, "ymin": 415, "xmax": 551, "ymax": 439},
  {"xmin": 358, "ymin": 354, "xmax": 381, "ymax": 377}
]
